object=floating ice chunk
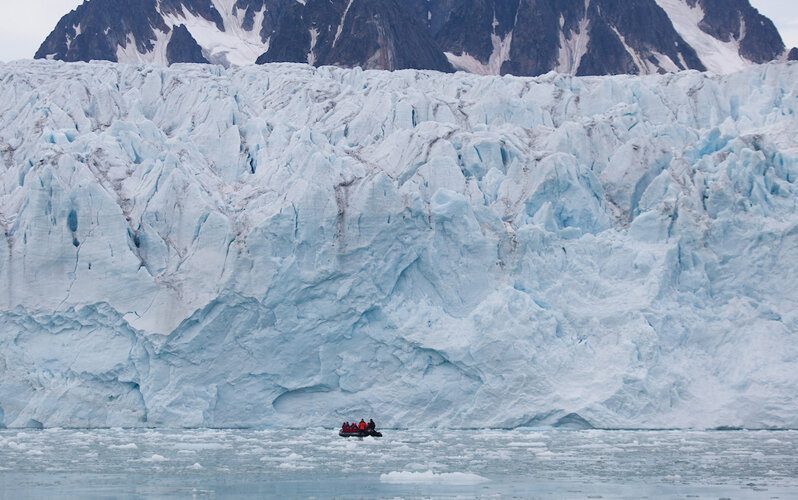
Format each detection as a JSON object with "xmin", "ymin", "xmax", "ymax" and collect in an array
[
  {"xmin": 109, "ymin": 443, "xmax": 138, "ymax": 450},
  {"xmin": 506, "ymin": 441, "xmax": 548, "ymax": 448},
  {"xmin": 172, "ymin": 442, "xmax": 228, "ymax": 450},
  {"xmin": 380, "ymin": 470, "xmax": 490, "ymax": 485}
]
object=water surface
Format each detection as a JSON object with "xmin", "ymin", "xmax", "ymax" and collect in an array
[{"xmin": 1, "ymin": 428, "xmax": 796, "ymax": 498}]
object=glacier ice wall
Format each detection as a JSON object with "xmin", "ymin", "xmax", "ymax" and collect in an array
[{"xmin": 1, "ymin": 60, "xmax": 797, "ymax": 429}]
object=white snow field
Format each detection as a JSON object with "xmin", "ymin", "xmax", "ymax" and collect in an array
[{"xmin": 0, "ymin": 60, "xmax": 797, "ymax": 429}]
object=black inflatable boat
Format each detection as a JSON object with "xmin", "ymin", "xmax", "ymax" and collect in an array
[{"xmin": 339, "ymin": 430, "xmax": 382, "ymax": 438}]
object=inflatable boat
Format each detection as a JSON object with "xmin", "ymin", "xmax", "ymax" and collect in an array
[{"xmin": 339, "ymin": 430, "xmax": 382, "ymax": 438}]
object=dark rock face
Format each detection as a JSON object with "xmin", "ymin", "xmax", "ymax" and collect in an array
[
  {"xmin": 577, "ymin": 0, "xmax": 706, "ymax": 76},
  {"xmin": 324, "ymin": 0, "xmax": 453, "ymax": 71},
  {"xmin": 789, "ymin": 48, "xmax": 798, "ymax": 61},
  {"xmin": 255, "ymin": 1, "xmax": 318, "ymax": 65},
  {"xmin": 36, "ymin": 0, "xmax": 788, "ymax": 77},
  {"xmin": 235, "ymin": 0, "xmax": 293, "ymax": 44},
  {"xmin": 232, "ymin": 0, "xmax": 269, "ymax": 36},
  {"xmin": 501, "ymin": 0, "xmax": 567, "ymax": 76},
  {"xmin": 575, "ymin": 8, "xmax": 642, "ymax": 77},
  {"xmin": 434, "ymin": 0, "xmax": 707, "ymax": 76},
  {"xmin": 689, "ymin": 0, "xmax": 784, "ymax": 63},
  {"xmin": 36, "ymin": 0, "xmax": 266, "ymax": 63},
  {"xmin": 257, "ymin": 0, "xmax": 452, "ymax": 72},
  {"xmin": 167, "ymin": 24, "xmax": 209, "ymax": 64},
  {"xmin": 35, "ymin": 0, "xmax": 167, "ymax": 62},
  {"xmin": 433, "ymin": 0, "xmax": 519, "ymax": 65},
  {"xmin": 159, "ymin": 0, "xmax": 224, "ymax": 30}
]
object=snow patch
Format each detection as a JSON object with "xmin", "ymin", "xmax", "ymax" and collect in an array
[
  {"xmin": 116, "ymin": 32, "xmax": 170, "ymax": 66},
  {"xmin": 609, "ymin": 26, "xmax": 683, "ymax": 74},
  {"xmin": 654, "ymin": 0, "xmax": 750, "ymax": 73},
  {"xmin": 446, "ymin": 32, "xmax": 512, "ymax": 75},
  {"xmin": 333, "ymin": 0, "xmax": 355, "ymax": 48},
  {"xmin": 161, "ymin": 0, "xmax": 269, "ymax": 66},
  {"xmin": 308, "ymin": 28, "xmax": 319, "ymax": 66},
  {"xmin": 556, "ymin": 17, "xmax": 590, "ymax": 74}
]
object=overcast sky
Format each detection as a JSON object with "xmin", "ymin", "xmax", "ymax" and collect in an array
[{"xmin": 0, "ymin": 0, "xmax": 796, "ymax": 63}]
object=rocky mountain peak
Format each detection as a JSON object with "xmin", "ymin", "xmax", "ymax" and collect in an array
[{"xmin": 35, "ymin": 0, "xmax": 788, "ymax": 76}]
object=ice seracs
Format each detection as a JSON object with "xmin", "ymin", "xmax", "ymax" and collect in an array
[{"xmin": 0, "ymin": 60, "xmax": 797, "ymax": 429}]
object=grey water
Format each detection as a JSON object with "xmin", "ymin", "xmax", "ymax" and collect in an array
[{"xmin": 1, "ymin": 428, "xmax": 797, "ymax": 499}]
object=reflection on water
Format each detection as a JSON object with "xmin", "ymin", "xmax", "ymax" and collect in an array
[{"xmin": 1, "ymin": 428, "xmax": 797, "ymax": 498}]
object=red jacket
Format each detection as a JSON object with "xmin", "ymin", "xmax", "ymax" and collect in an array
[{"xmin": 359, "ymin": 421, "xmax": 367, "ymax": 430}]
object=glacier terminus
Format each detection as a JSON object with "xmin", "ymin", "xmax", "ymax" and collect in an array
[{"xmin": 0, "ymin": 60, "xmax": 797, "ymax": 430}]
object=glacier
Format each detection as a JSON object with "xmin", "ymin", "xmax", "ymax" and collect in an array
[{"xmin": 0, "ymin": 60, "xmax": 797, "ymax": 429}]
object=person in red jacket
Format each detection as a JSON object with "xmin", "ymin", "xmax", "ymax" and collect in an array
[
  {"xmin": 358, "ymin": 419, "xmax": 367, "ymax": 431},
  {"xmin": 342, "ymin": 422, "xmax": 349, "ymax": 432}
]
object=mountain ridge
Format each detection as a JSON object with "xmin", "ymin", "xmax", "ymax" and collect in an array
[{"xmin": 36, "ymin": 0, "xmax": 792, "ymax": 76}]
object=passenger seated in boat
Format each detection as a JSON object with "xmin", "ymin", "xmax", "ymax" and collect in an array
[
  {"xmin": 342, "ymin": 422, "xmax": 349, "ymax": 432},
  {"xmin": 367, "ymin": 419, "xmax": 376, "ymax": 432}
]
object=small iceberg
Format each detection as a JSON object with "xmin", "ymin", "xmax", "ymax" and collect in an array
[{"xmin": 380, "ymin": 470, "xmax": 489, "ymax": 485}]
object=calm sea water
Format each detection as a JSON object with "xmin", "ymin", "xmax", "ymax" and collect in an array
[{"xmin": 1, "ymin": 428, "xmax": 796, "ymax": 499}]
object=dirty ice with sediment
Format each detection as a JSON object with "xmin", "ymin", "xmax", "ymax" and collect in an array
[{"xmin": 0, "ymin": 60, "xmax": 797, "ymax": 430}]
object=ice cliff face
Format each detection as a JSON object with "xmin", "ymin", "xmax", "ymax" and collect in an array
[{"xmin": 1, "ymin": 60, "xmax": 798, "ymax": 429}]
